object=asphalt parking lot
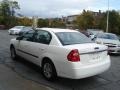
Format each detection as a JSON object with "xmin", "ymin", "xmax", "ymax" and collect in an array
[{"xmin": 0, "ymin": 30, "xmax": 120, "ymax": 90}]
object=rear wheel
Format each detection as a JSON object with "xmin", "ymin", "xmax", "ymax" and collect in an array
[
  {"xmin": 10, "ymin": 46, "xmax": 17, "ymax": 60},
  {"xmin": 42, "ymin": 60, "xmax": 57, "ymax": 81}
]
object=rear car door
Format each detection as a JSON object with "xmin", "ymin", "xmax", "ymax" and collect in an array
[{"xmin": 31, "ymin": 30, "xmax": 52, "ymax": 65}]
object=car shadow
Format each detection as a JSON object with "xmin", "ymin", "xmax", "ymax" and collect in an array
[{"xmin": 8, "ymin": 57, "xmax": 109, "ymax": 90}]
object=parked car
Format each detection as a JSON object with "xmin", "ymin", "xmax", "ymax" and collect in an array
[
  {"xmin": 19, "ymin": 27, "xmax": 33, "ymax": 36},
  {"xmin": 80, "ymin": 30, "xmax": 90, "ymax": 37},
  {"xmin": 8, "ymin": 26, "xmax": 25, "ymax": 35},
  {"xmin": 117, "ymin": 35, "xmax": 120, "ymax": 41},
  {"xmin": 87, "ymin": 29, "xmax": 104, "ymax": 40},
  {"xmin": 10, "ymin": 28, "xmax": 111, "ymax": 81},
  {"xmin": 0, "ymin": 25, "xmax": 5, "ymax": 30},
  {"xmin": 95, "ymin": 33, "xmax": 120, "ymax": 54}
]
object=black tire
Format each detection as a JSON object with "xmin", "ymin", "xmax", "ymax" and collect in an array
[
  {"xmin": 10, "ymin": 46, "xmax": 18, "ymax": 60},
  {"xmin": 42, "ymin": 60, "xmax": 57, "ymax": 81}
]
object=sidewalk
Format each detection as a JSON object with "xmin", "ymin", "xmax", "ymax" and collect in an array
[{"xmin": 0, "ymin": 64, "xmax": 54, "ymax": 90}]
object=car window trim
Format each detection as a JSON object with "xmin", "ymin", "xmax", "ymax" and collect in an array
[
  {"xmin": 22, "ymin": 30, "xmax": 36, "ymax": 42},
  {"xmin": 34, "ymin": 30, "xmax": 52, "ymax": 45}
]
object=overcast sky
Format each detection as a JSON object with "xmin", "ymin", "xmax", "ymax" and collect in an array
[{"xmin": 16, "ymin": 0, "xmax": 120, "ymax": 18}]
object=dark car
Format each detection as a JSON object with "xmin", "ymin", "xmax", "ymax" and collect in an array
[
  {"xmin": 0, "ymin": 25, "xmax": 5, "ymax": 30},
  {"xmin": 19, "ymin": 27, "xmax": 33, "ymax": 36},
  {"xmin": 80, "ymin": 30, "xmax": 90, "ymax": 37}
]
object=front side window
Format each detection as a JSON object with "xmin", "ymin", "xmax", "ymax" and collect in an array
[
  {"xmin": 22, "ymin": 30, "xmax": 35, "ymax": 41},
  {"xmin": 56, "ymin": 32, "xmax": 92, "ymax": 45},
  {"xmin": 22, "ymin": 27, "xmax": 32, "ymax": 31},
  {"xmin": 34, "ymin": 30, "xmax": 52, "ymax": 44}
]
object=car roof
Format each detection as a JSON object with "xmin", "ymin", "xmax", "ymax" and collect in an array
[{"xmin": 36, "ymin": 28, "xmax": 78, "ymax": 33}]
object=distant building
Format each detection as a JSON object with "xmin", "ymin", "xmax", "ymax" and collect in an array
[
  {"xmin": 64, "ymin": 10, "xmax": 103, "ymax": 29},
  {"xmin": 62, "ymin": 15, "xmax": 79, "ymax": 29},
  {"xmin": 48, "ymin": 10, "xmax": 104, "ymax": 29},
  {"xmin": 91, "ymin": 10, "xmax": 102, "ymax": 16},
  {"xmin": 67, "ymin": 15, "xmax": 79, "ymax": 22}
]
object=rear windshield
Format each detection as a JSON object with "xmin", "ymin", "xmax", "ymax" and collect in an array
[{"xmin": 56, "ymin": 32, "xmax": 92, "ymax": 45}]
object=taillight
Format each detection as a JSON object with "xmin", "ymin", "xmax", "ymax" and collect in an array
[{"xmin": 67, "ymin": 49, "xmax": 80, "ymax": 62}]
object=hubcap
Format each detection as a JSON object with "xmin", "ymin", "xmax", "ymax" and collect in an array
[{"xmin": 43, "ymin": 63, "xmax": 52, "ymax": 78}]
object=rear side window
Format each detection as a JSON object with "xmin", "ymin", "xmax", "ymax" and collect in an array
[
  {"xmin": 56, "ymin": 32, "xmax": 92, "ymax": 45},
  {"xmin": 34, "ymin": 30, "xmax": 52, "ymax": 44}
]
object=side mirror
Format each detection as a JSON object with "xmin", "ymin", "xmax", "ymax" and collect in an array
[
  {"xmin": 91, "ymin": 35, "xmax": 97, "ymax": 41},
  {"xmin": 16, "ymin": 36, "xmax": 23, "ymax": 40}
]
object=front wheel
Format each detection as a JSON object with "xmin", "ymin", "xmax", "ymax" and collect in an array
[{"xmin": 42, "ymin": 60, "xmax": 57, "ymax": 81}]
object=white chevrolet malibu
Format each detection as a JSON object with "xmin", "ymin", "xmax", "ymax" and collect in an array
[{"xmin": 10, "ymin": 28, "xmax": 111, "ymax": 81}]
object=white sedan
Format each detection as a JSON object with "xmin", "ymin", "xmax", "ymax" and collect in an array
[
  {"xmin": 95, "ymin": 33, "xmax": 120, "ymax": 54},
  {"xmin": 8, "ymin": 26, "xmax": 25, "ymax": 35},
  {"xmin": 10, "ymin": 28, "xmax": 111, "ymax": 81}
]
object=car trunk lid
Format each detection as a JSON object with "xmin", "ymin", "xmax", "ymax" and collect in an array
[{"xmin": 65, "ymin": 43, "xmax": 108, "ymax": 64}]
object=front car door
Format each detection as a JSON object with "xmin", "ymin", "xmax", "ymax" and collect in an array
[{"xmin": 17, "ymin": 30, "xmax": 36, "ymax": 62}]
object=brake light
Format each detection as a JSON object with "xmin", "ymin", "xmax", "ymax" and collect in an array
[{"xmin": 67, "ymin": 49, "xmax": 80, "ymax": 62}]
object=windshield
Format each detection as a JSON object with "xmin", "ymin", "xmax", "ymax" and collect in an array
[
  {"xmin": 56, "ymin": 32, "xmax": 92, "ymax": 45},
  {"xmin": 97, "ymin": 33, "xmax": 119, "ymax": 40},
  {"xmin": 22, "ymin": 27, "xmax": 32, "ymax": 31},
  {"xmin": 14, "ymin": 26, "xmax": 24, "ymax": 29}
]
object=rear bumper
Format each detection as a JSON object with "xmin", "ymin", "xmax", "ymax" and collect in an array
[{"xmin": 60, "ymin": 55, "xmax": 111, "ymax": 79}]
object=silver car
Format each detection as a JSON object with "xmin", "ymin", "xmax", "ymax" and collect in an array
[
  {"xmin": 8, "ymin": 26, "xmax": 25, "ymax": 35},
  {"xmin": 95, "ymin": 33, "xmax": 120, "ymax": 54}
]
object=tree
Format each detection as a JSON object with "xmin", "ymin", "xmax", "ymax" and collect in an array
[
  {"xmin": 98, "ymin": 12, "xmax": 106, "ymax": 31},
  {"xmin": 0, "ymin": 0, "xmax": 11, "ymax": 26},
  {"xmin": 0, "ymin": 16, "xmax": 4, "ymax": 24},
  {"xmin": 76, "ymin": 10, "xmax": 94, "ymax": 30},
  {"xmin": 17, "ymin": 17, "xmax": 32, "ymax": 26},
  {"xmin": 108, "ymin": 10, "xmax": 120, "ymax": 34},
  {"xmin": 38, "ymin": 19, "xmax": 49, "ymax": 27},
  {"xmin": 49, "ymin": 19, "xmax": 66, "ymax": 28},
  {"xmin": 99, "ymin": 10, "xmax": 120, "ymax": 34},
  {"xmin": 9, "ymin": 0, "xmax": 20, "ymax": 16},
  {"xmin": 0, "ymin": 0, "xmax": 20, "ymax": 28}
]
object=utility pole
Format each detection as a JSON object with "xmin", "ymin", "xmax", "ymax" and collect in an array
[
  {"xmin": 106, "ymin": 0, "xmax": 109, "ymax": 32},
  {"xmin": 32, "ymin": 16, "xmax": 38, "ymax": 29}
]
